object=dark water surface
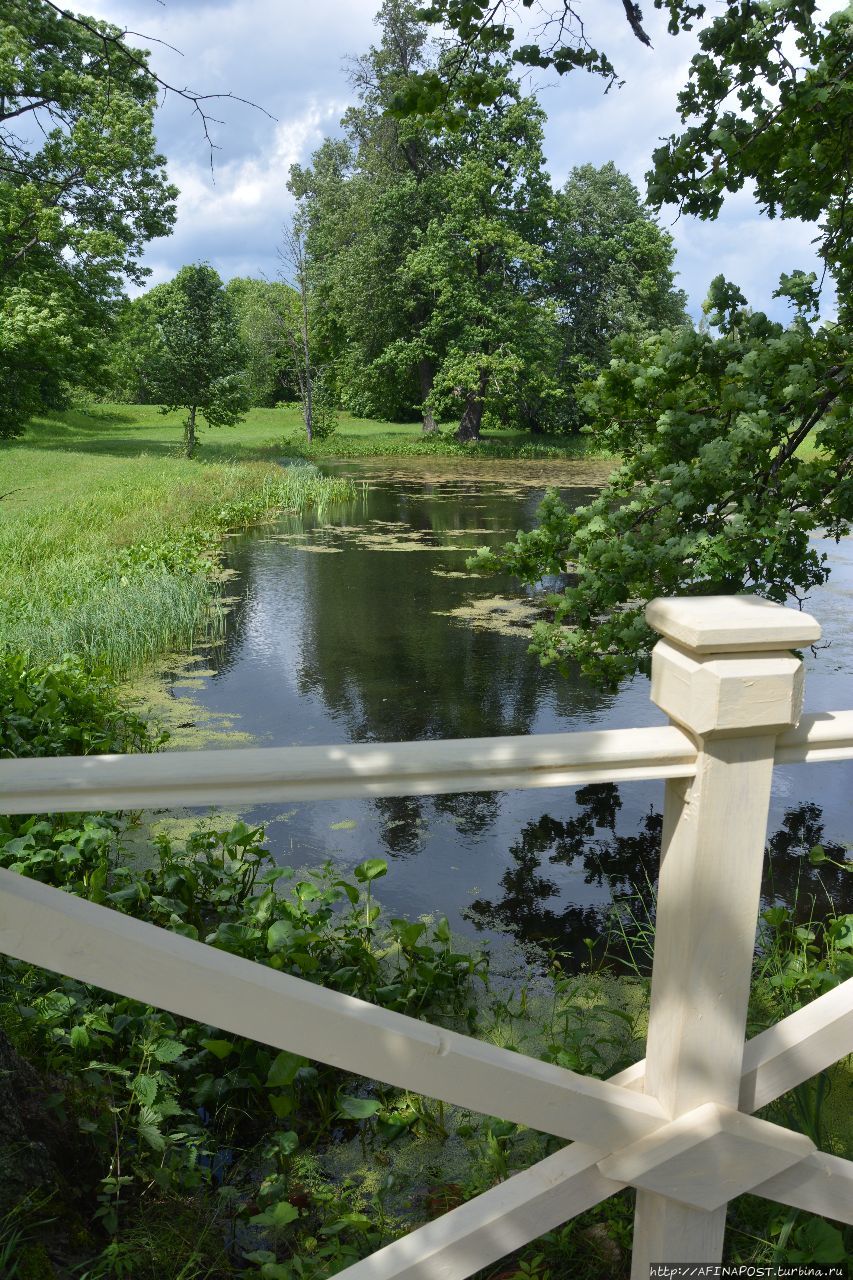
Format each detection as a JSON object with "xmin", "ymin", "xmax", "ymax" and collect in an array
[{"xmin": 160, "ymin": 459, "xmax": 852, "ymax": 962}]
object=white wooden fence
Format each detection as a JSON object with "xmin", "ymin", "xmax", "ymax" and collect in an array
[{"xmin": 1, "ymin": 594, "xmax": 851, "ymax": 1278}]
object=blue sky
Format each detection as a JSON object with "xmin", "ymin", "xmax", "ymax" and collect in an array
[{"xmin": 87, "ymin": 0, "xmax": 834, "ymax": 321}]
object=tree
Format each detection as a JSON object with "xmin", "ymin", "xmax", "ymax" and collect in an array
[
  {"xmin": 0, "ymin": 0, "xmax": 177, "ymax": 437},
  {"xmin": 414, "ymin": 0, "xmax": 852, "ymax": 679},
  {"xmin": 144, "ymin": 265, "xmax": 249, "ymax": 458},
  {"xmin": 277, "ymin": 213, "xmax": 326, "ymax": 443},
  {"xmin": 290, "ymin": 1, "xmax": 448, "ymax": 432},
  {"xmin": 225, "ymin": 278, "xmax": 299, "ymax": 409},
  {"xmin": 473, "ymin": 275, "xmax": 851, "ymax": 683},
  {"xmin": 548, "ymin": 163, "xmax": 687, "ymax": 428},
  {"xmin": 404, "ymin": 74, "xmax": 557, "ymax": 440}
]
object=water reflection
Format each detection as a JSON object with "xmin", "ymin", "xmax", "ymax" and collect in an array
[
  {"xmin": 467, "ymin": 790, "xmax": 852, "ymax": 968},
  {"xmin": 157, "ymin": 462, "xmax": 852, "ymax": 953}
]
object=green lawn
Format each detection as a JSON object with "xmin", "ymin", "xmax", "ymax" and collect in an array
[{"xmin": 10, "ymin": 402, "xmax": 601, "ymax": 461}]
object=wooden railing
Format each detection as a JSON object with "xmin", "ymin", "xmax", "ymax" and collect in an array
[{"xmin": 0, "ymin": 594, "xmax": 851, "ymax": 1279}]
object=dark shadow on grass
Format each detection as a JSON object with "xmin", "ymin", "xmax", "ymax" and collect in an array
[{"xmin": 9, "ymin": 413, "xmax": 285, "ymax": 462}]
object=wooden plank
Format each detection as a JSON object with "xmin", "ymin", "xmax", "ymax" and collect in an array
[
  {"xmin": 646, "ymin": 595, "xmax": 821, "ymax": 654},
  {"xmin": 632, "ymin": 607, "xmax": 810, "ymax": 1277},
  {"xmin": 632, "ymin": 743, "xmax": 780, "ymax": 1273},
  {"xmin": 621, "ymin": 978, "xmax": 853, "ymax": 1112},
  {"xmin": 0, "ymin": 868, "xmax": 666, "ymax": 1149},
  {"xmin": 775, "ymin": 710, "xmax": 853, "ymax": 765},
  {"xmin": 331, "ymin": 1141, "xmax": 624, "ymax": 1280},
  {"xmin": 739, "ymin": 978, "xmax": 853, "ymax": 1112},
  {"xmin": 598, "ymin": 1104, "xmax": 814, "ymax": 1212},
  {"xmin": 0, "ymin": 725, "xmax": 698, "ymax": 815},
  {"xmin": 750, "ymin": 1151, "xmax": 853, "ymax": 1225}
]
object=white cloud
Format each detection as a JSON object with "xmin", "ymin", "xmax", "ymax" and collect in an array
[
  {"xmin": 91, "ymin": 0, "xmax": 832, "ymax": 319},
  {"xmin": 172, "ymin": 101, "xmax": 344, "ymax": 225}
]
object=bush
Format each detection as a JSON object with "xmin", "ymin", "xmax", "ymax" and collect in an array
[{"xmin": 0, "ymin": 655, "xmax": 161, "ymax": 761}]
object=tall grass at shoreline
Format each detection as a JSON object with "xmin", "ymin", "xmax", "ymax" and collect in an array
[{"xmin": 0, "ymin": 444, "xmax": 355, "ymax": 677}]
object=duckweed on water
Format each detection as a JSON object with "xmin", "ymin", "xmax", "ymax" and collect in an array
[{"xmin": 435, "ymin": 594, "xmax": 551, "ymax": 638}]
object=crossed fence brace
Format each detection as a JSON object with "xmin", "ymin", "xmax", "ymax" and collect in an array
[{"xmin": 0, "ymin": 595, "xmax": 851, "ymax": 1278}]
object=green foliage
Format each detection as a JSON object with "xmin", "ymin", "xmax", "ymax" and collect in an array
[
  {"xmin": 308, "ymin": 367, "xmax": 338, "ymax": 441},
  {"xmin": 100, "ymin": 266, "xmax": 252, "ymax": 450},
  {"xmin": 0, "ymin": 654, "xmax": 158, "ymax": 761},
  {"xmin": 646, "ymin": 1, "xmax": 853, "ymax": 316},
  {"xmin": 289, "ymin": 4, "xmax": 443, "ymax": 429},
  {"xmin": 402, "ymin": 67, "xmax": 556, "ymax": 440},
  {"xmin": 143, "ymin": 265, "xmax": 250, "ymax": 457},
  {"xmin": 0, "ymin": 441, "xmax": 356, "ymax": 677},
  {"xmin": 0, "ymin": 0, "xmax": 177, "ymax": 437},
  {"xmin": 225, "ymin": 279, "xmax": 301, "ymax": 409},
  {"xmin": 548, "ymin": 163, "xmax": 688, "ymax": 430},
  {"xmin": 393, "ymin": 0, "xmax": 658, "ymax": 113},
  {"xmin": 473, "ymin": 277, "xmax": 852, "ymax": 684}
]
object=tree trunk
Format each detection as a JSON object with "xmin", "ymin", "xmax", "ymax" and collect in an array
[
  {"xmin": 300, "ymin": 313, "xmax": 313, "ymax": 444},
  {"xmin": 185, "ymin": 405, "xmax": 197, "ymax": 458},
  {"xmin": 418, "ymin": 357, "xmax": 438, "ymax": 434},
  {"xmin": 455, "ymin": 369, "xmax": 488, "ymax": 442},
  {"xmin": 303, "ymin": 373, "xmax": 313, "ymax": 444}
]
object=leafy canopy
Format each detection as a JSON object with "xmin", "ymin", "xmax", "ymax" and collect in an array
[
  {"xmin": 0, "ymin": 0, "xmax": 177, "ymax": 437},
  {"xmin": 143, "ymin": 265, "xmax": 249, "ymax": 457},
  {"xmin": 472, "ymin": 276, "xmax": 852, "ymax": 684}
]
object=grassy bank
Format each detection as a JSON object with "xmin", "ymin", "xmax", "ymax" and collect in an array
[
  {"xmin": 279, "ymin": 418, "xmax": 600, "ymax": 461},
  {"xmin": 13, "ymin": 402, "xmax": 607, "ymax": 462},
  {"xmin": 0, "ymin": 408, "xmax": 356, "ymax": 677}
]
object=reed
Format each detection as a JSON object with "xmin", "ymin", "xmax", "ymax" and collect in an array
[{"xmin": 0, "ymin": 444, "xmax": 355, "ymax": 678}]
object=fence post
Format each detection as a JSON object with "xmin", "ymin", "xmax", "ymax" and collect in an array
[{"xmin": 629, "ymin": 596, "xmax": 821, "ymax": 1276}]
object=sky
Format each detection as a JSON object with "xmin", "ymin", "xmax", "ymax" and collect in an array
[{"xmin": 85, "ymin": 0, "xmax": 833, "ymax": 322}]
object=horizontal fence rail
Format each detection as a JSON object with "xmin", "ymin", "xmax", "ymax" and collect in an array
[
  {"xmin": 1, "ymin": 711, "xmax": 851, "ymax": 816},
  {"xmin": 0, "ymin": 868, "xmax": 667, "ymax": 1149}
]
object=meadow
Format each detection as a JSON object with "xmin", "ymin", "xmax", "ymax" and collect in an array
[{"xmin": 0, "ymin": 407, "xmax": 357, "ymax": 677}]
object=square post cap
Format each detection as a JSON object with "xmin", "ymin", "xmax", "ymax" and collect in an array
[{"xmin": 646, "ymin": 595, "xmax": 821, "ymax": 654}]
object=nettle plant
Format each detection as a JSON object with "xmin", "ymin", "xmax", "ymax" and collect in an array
[{"xmin": 0, "ymin": 816, "xmax": 489, "ymax": 1272}]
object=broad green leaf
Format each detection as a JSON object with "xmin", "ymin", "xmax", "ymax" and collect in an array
[
  {"xmin": 354, "ymin": 858, "xmax": 387, "ymax": 883},
  {"xmin": 266, "ymin": 1051, "xmax": 308, "ymax": 1088},
  {"xmin": 270, "ymin": 1130, "xmax": 298, "ymax": 1156},
  {"xmin": 69, "ymin": 1024, "xmax": 90, "ymax": 1050},
  {"xmin": 269, "ymin": 1093, "xmax": 295, "ymax": 1119},
  {"xmin": 201, "ymin": 1039, "xmax": 235, "ymax": 1060},
  {"xmin": 250, "ymin": 1200, "xmax": 300, "ymax": 1229},
  {"xmin": 138, "ymin": 1122, "xmax": 165, "ymax": 1152},
  {"xmin": 133, "ymin": 1074, "xmax": 157, "ymax": 1107},
  {"xmin": 153, "ymin": 1038, "xmax": 186, "ymax": 1063},
  {"xmin": 338, "ymin": 1094, "xmax": 382, "ymax": 1119},
  {"xmin": 267, "ymin": 919, "xmax": 295, "ymax": 953}
]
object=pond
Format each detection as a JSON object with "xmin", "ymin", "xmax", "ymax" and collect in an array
[{"xmin": 148, "ymin": 458, "xmax": 853, "ymax": 966}]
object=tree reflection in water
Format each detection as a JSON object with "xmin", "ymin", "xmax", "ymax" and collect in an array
[{"xmin": 466, "ymin": 787, "xmax": 851, "ymax": 972}]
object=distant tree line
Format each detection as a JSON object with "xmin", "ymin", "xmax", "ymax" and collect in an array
[{"xmin": 104, "ymin": 0, "xmax": 687, "ymax": 443}]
